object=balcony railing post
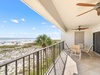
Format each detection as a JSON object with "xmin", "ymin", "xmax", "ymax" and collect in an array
[
  {"xmin": 23, "ymin": 57, "xmax": 25, "ymax": 75},
  {"xmin": 53, "ymin": 45, "xmax": 55, "ymax": 63},
  {"xmin": 33, "ymin": 54, "xmax": 35, "ymax": 75},
  {"xmin": 36, "ymin": 52, "xmax": 39, "ymax": 75},
  {"xmin": 28, "ymin": 55, "xmax": 30, "ymax": 75},
  {"xmin": 40, "ymin": 51, "xmax": 42, "ymax": 75},
  {"xmin": 59, "ymin": 43, "xmax": 61, "ymax": 54},
  {"xmin": 53, "ymin": 45, "xmax": 56, "ymax": 75},
  {"xmin": 5, "ymin": 64, "xmax": 7, "ymax": 75},
  {"xmin": 62, "ymin": 41, "xmax": 64, "ymax": 50},
  {"xmin": 15, "ymin": 60, "xmax": 17, "ymax": 75}
]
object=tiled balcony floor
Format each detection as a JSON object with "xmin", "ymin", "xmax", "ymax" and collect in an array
[
  {"xmin": 71, "ymin": 51, "xmax": 100, "ymax": 75},
  {"xmin": 46, "ymin": 50, "xmax": 100, "ymax": 75},
  {"xmin": 47, "ymin": 51, "xmax": 67, "ymax": 75},
  {"xmin": 46, "ymin": 50, "xmax": 78, "ymax": 75}
]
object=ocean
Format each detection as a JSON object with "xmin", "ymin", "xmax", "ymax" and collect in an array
[{"xmin": 0, "ymin": 38, "xmax": 35, "ymax": 46}]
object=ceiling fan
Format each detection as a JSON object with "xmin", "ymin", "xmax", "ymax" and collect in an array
[
  {"xmin": 73, "ymin": 26, "xmax": 89, "ymax": 31},
  {"xmin": 76, "ymin": 2, "xmax": 100, "ymax": 17}
]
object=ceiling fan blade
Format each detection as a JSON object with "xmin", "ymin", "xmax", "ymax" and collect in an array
[
  {"xmin": 97, "ymin": 9, "xmax": 100, "ymax": 15},
  {"xmin": 77, "ymin": 9, "xmax": 94, "ymax": 17},
  {"xmin": 77, "ymin": 3, "xmax": 96, "ymax": 6},
  {"xmin": 72, "ymin": 29, "xmax": 78, "ymax": 30},
  {"xmin": 97, "ymin": 11, "xmax": 100, "ymax": 15},
  {"xmin": 80, "ymin": 27, "xmax": 89, "ymax": 30}
]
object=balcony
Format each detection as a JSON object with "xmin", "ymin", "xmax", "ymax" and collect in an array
[
  {"xmin": 0, "ymin": 41, "xmax": 77, "ymax": 75},
  {"xmin": 1, "ymin": 41, "xmax": 100, "ymax": 75}
]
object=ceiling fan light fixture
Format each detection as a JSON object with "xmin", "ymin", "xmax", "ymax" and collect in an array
[{"xmin": 72, "ymin": 26, "xmax": 89, "ymax": 31}]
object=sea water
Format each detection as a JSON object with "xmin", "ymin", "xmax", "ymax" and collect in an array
[{"xmin": 0, "ymin": 38, "xmax": 35, "ymax": 46}]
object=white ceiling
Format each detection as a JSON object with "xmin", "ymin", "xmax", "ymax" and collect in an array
[
  {"xmin": 22, "ymin": 0, "xmax": 100, "ymax": 32},
  {"xmin": 52, "ymin": 0, "xmax": 100, "ymax": 29}
]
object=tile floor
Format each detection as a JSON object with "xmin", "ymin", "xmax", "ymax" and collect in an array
[
  {"xmin": 46, "ymin": 50, "xmax": 100, "ymax": 75},
  {"xmin": 71, "ymin": 51, "xmax": 100, "ymax": 75},
  {"xmin": 46, "ymin": 51, "xmax": 78, "ymax": 75}
]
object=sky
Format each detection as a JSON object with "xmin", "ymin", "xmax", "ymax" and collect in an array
[{"xmin": 0, "ymin": 0, "xmax": 61, "ymax": 39}]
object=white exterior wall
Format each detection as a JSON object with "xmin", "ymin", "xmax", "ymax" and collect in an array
[
  {"xmin": 61, "ymin": 24, "xmax": 100, "ymax": 47},
  {"xmin": 84, "ymin": 28, "xmax": 93, "ymax": 47},
  {"xmin": 92, "ymin": 24, "xmax": 100, "ymax": 33},
  {"xmin": 61, "ymin": 30, "xmax": 74, "ymax": 47}
]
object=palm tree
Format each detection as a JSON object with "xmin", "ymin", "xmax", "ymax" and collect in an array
[
  {"xmin": 35, "ymin": 34, "xmax": 52, "ymax": 48},
  {"xmin": 35, "ymin": 34, "xmax": 52, "ymax": 68}
]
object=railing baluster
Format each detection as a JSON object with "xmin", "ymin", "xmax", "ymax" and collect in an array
[
  {"xmin": 46, "ymin": 48, "xmax": 48, "ymax": 69},
  {"xmin": 61, "ymin": 42, "xmax": 63, "ymax": 51},
  {"xmin": 33, "ymin": 54, "xmax": 35, "ymax": 75},
  {"xmin": 63, "ymin": 41, "xmax": 65, "ymax": 49},
  {"xmin": 41, "ymin": 51, "xmax": 42, "ymax": 75},
  {"xmin": 23, "ymin": 57, "xmax": 25, "ymax": 75},
  {"xmin": 45, "ymin": 48, "xmax": 48, "ymax": 70},
  {"xmin": 28, "ymin": 55, "xmax": 30, "ymax": 75},
  {"xmin": 15, "ymin": 60, "xmax": 17, "ymax": 75},
  {"xmin": 36, "ymin": 52, "xmax": 39, "ymax": 75},
  {"xmin": 43, "ymin": 50, "xmax": 44, "ymax": 74},
  {"xmin": 59, "ymin": 43, "xmax": 61, "ymax": 54},
  {"xmin": 53, "ymin": 45, "xmax": 56, "ymax": 75},
  {"xmin": 5, "ymin": 64, "xmax": 7, "ymax": 75}
]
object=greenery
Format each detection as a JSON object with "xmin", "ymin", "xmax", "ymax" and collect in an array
[
  {"xmin": 22, "ymin": 42, "xmax": 38, "ymax": 48},
  {"xmin": 0, "ymin": 45, "xmax": 20, "ymax": 48},
  {"xmin": 35, "ymin": 34, "xmax": 53, "ymax": 48}
]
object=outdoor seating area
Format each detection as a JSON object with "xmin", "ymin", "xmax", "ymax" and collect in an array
[
  {"xmin": 64, "ymin": 43, "xmax": 100, "ymax": 75},
  {"xmin": 65, "ymin": 43, "xmax": 94, "ymax": 60},
  {"xmin": 47, "ymin": 45, "xmax": 100, "ymax": 75}
]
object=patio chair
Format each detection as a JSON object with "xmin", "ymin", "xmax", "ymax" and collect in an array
[
  {"xmin": 70, "ymin": 45, "xmax": 81, "ymax": 59},
  {"xmin": 82, "ymin": 45, "xmax": 93, "ymax": 58},
  {"xmin": 78, "ymin": 43, "xmax": 84, "ymax": 50}
]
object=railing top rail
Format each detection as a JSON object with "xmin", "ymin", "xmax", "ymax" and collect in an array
[{"xmin": 0, "ymin": 41, "xmax": 64, "ymax": 67}]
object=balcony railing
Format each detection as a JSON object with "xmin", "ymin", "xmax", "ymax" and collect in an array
[{"xmin": 0, "ymin": 41, "xmax": 64, "ymax": 75}]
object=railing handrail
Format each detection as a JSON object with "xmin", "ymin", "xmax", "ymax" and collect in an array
[{"xmin": 0, "ymin": 41, "xmax": 64, "ymax": 67}]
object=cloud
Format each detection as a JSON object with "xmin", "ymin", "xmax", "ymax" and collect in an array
[
  {"xmin": 21, "ymin": 18, "xmax": 25, "ymax": 21},
  {"xmin": 53, "ymin": 32, "xmax": 59, "ymax": 35},
  {"xmin": 35, "ymin": 33, "xmax": 39, "ymax": 36},
  {"xmin": 32, "ymin": 27, "xmax": 36, "ymax": 30},
  {"xmin": 48, "ymin": 31, "xmax": 60, "ymax": 37},
  {"xmin": 3, "ymin": 21, "xmax": 7, "ymax": 23},
  {"xmin": 0, "ymin": 26, "xmax": 4, "ymax": 28},
  {"xmin": 8, "ymin": 32, "xmax": 28, "ymax": 36},
  {"xmin": 49, "ymin": 33, "xmax": 52, "ymax": 35},
  {"xmin": 50, "ymin": 25, "xmax": 56, "ymax": 28},
  {"xmin": 11, "ymin": 19, "xmax": 18, "ymax": 23},
  {"xmin": 9, "ymin": 33, "xmax": 15, "ymax": 35},
  {"xmin": 1, "ymin": 26, "xmax": 4, "ymax": 28},
  {"xmin": 18, "ymin": 32, "xmax": 28, "ymax": 35},
  {"xmin": 41, "ymin": 22, "xmax": 46, "ymax": 24}
]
